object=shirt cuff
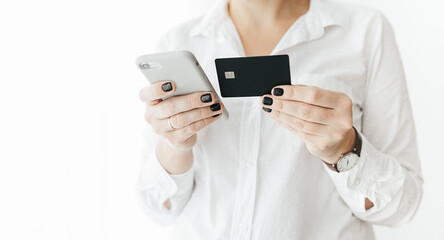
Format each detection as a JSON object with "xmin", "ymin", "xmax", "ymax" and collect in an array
[
  {"xmin": 138, "ymin": 148, "xmax": 195, "ymax": 214},
  {"xmin": 323, "ymin": 130, "xmax": 383, "ymax": 213}
]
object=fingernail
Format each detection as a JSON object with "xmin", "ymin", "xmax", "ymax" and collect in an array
[
  {"xmin": 263, "ymin": 97, "xmax": 273, "ymax": 106},
  {"xmin": 201, "ymin": 93, "xmax": 212, "ymax": 103},
  {"xmin": 210, "ymin": 103, "xmax": 221, "ymax": 111},
  {"xmin": 263, "ymin": 107, "xmax": 272, "ymax": 112},
  {"xmin": 273, "ymin": 88, "xmax": 284, "ymax": 96},
  {"xmin": 212, "ymin": 114, "xmax": 220, "ymax": 117},
  {"xmin": 162, "ymin": 82, "xmax": 173, "ymax": 92}
]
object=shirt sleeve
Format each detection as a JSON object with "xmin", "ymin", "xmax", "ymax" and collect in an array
[
  {"xmin": 137, "ymin": 125, "xmax": 195, "ymax": 225},
  {"xmin": 136, "ymin": 34, "xmax": 195, "ymax": 225},
  {"xmin": 324, "ymin": 13, "xmax": 423, "ymax": 227}
]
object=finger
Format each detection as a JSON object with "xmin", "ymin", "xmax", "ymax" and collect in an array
[
  {"xmin": 272, "ymin": 116, "xmax": 298, "ymax": 134},
  {"xmin": 264, "ymin": 108, "xmax": 327, "ymax": 136},
  {"xmin": 269, "ymin": 114, "xmax": 318, "ymax": 139},
  {"xmin": 267, "ymin": 112, "xmax": 325, "ymax": 149},
  {"xmin": 271, "ymin": 85, "xmax": 344, "ymax": 109},
  {"xmin": 293, "ymin": 128, "xmax": 320, "ymax": 144},
  {"xmin": 168, "ymin": 102, "xmax": 224, "ymax": 129},
  {"xmin": 261, "ymin": 95, "xmax": 334, "ymax": 124},
  {"xmin": 170, "ymin": 114, "xmax": 222, "ymax": 140},
  {"xmin": 151, "ymin": 91, "xmax": 216, "ymax": 119},
  {"xmin": 156, "ymin": 102, "xmax": 224, "ymax": 132},
  {"xmin": 274, "ymin": 118, "xmax": 322, "ymax": 148},
  {"xmin": 139, "ymin": 81, "xmax": 176, "ymax": 104}
]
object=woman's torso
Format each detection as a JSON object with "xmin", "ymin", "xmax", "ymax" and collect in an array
[{"xmin": 157, "ymin": 0, "xmax": 384, "ymax": 239}]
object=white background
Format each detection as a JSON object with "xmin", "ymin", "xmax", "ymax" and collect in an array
[{"xmin": 0, "ymin": 0, "xmax": 442, "ymax": 239}]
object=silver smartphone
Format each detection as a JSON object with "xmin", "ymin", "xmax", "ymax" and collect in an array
[{"xmin": 136, "ymin": 50, "xmax": 229, "ymax": 120}]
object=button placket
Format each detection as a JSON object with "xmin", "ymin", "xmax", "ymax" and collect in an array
[{"xmin": 230, "ymin": 99, "xmax": 261, "ymax": 240}]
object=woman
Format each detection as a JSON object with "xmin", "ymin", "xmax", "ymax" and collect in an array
[{"xmin": 138, "ymin": 0, "xmax": 423, "ymax": 239}]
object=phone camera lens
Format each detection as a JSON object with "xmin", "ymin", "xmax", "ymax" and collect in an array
[{"xmin": 139, "ymin": 63, "xmax": 150, "ymax": 69}]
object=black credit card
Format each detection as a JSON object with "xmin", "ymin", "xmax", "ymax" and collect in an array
[{"xmin": 215, "ymin": 55, "xmax": 291, "ymax": 97}]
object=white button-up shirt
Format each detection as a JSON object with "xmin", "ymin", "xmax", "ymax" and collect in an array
[{"xmin": 138, "ymin": 0, "xmax": 423, "ymax": 239}]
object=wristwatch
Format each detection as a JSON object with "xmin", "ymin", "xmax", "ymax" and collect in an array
[{"xmin": 323, "ymin": 127, "xmax": 362, "ymax": 173}]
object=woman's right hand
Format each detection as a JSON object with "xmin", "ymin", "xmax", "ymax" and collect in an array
[{"xmin": 139, "ymin": 80, "xmax": 224, "ymax": 174}]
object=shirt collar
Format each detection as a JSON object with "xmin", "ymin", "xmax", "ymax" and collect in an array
[
  {"xmin": 189, "ymin": 0, "xmax": 349, "ymax": 39},
  {"xmin": 189, "ymin": 0, "xmax": 229, "ymax": 38}
]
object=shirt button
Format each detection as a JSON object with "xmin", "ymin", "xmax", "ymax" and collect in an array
[{"xmin": 246, "ymin": 162, "xmax": 253, "ymax": 168}]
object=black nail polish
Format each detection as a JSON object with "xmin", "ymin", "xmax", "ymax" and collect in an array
[
  {"xmin": 212, "ymin": 114, "xmax": 220, "ymax": 117},
  {"xmin": 263, "ymin": 97, "xmax": 273, "ymax": 106},
  {"xmin": 273, "ymin": 88, "xmax": 284, "ymax": 96},
  {"xmin": 201, "ymin": 93, "xmax": 212, "ymax": 103},
  {"xmin": 210, "ymin": 103, "xmax": 221, "ymax": 111},
  {"xmin": 263, "ymin": 107, "xmax": 272, "ymax": 112},
  {"xmin": 162, "ymin": 82, "xmax": 173, "ymax": 92}
]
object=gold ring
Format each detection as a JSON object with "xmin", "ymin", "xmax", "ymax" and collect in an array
[{"xmin": 167, "ymin": 117, "xmax": 176, "ymax": 130}]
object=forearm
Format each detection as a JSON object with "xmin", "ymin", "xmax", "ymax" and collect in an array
[
  {"xmin": 138, "ymin": 132, "xmax": 196, "ymax": 221},
  {"xmin": 354, "ymin": 163, "xmax": 423, "ymax": 226},
  {"xmin": 156, "ymin": 138, "xmax": 194, "ymax": 174},
  {"xmin": 325, "ymin": 132, "xmax": 423, "ymax": 226},
  {"xmin": 155, "ymin": 139, "xmax": 194, "ymax": 209},
  {"xmin": 323, "ymin": 128, "xmax": 375, "ymax": 211}
]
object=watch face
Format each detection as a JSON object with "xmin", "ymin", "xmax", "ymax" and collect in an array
[{"xmin": 337, "ymin": 152, "xmax": 359, "ymax": 172}]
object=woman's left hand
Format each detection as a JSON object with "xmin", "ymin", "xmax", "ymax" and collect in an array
[{"xmin": 262, "ymin": 85, "xmax": 356, "ymax": 164}]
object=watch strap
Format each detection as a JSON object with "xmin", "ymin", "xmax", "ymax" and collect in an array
[
  {"xmin": 324, "ymin": 162, "xmax": 339, "ymax": 172},
  {"xmin": 322, "ymin": 127, "xmax": 362, "ymax": 172},
  {"xmin": 354, "ymin": 127, "xmax": 362, "ymax": 157}
]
